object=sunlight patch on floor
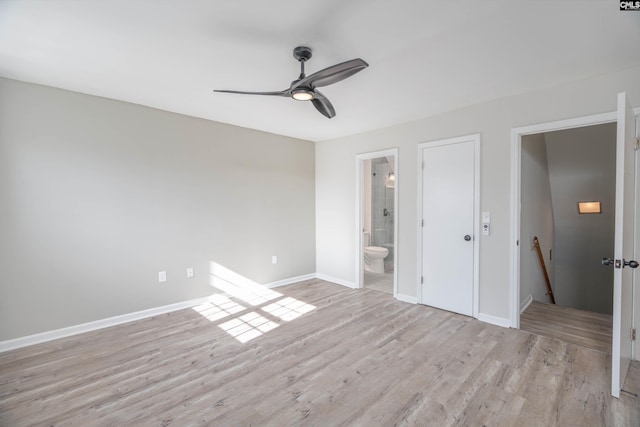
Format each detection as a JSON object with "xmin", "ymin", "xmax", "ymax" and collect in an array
[
  {"xmin": 191, "ymin": 262, "xmax": 317, "ymax": 343},
  {"xmin": 218, "ymin": 312, "xmax": 279, "ymax": 343},
  {"xmin": 192, "ymin": 294, "xmax": 246, "ymax": 322},
  {"xmin": 262, "ymin": 297, "xmax": 316, "ymax": 322}
]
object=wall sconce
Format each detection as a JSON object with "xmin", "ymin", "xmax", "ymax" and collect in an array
[
  {"xmin": 386, "ymin": 172, "xmax": 395, "ymax": 188},
  {"xmin": 577, "ymin": 201, "xmax": 601, "ymax": 214}
]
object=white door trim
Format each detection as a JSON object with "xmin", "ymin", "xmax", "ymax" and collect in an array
[
  {"xmin": 634, "ymin": 114, "xmax": 640, "ymax": 362},
  {"xmin": 509, "ymin": 111, "xmax": 618, "ymax": 329},
  {"xmin": 355, "ymin": 148, "xmax": 399, "ymax": 298},
  {"xmin": 417, "ymin": 134, "xmax": 480, "ymax": 318}
]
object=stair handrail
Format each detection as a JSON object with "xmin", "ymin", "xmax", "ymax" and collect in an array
[{"xmin": 533, "ymin": 236, "xmax": 556, "ymax": 304}]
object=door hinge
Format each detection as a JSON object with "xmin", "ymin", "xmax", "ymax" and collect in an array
[
  {"xmin": 421, "ymin": 276, "xmax": 424, "ymax": 284},
  {"xmin": 633, "ymin": 328, "xmax": 637, "ymax": 341},
  {"xmin": 421, "ymin": 161, "xmax": 425, "ymax": 170},
  {"xmin": 421, "ymin": 219, "xmax": 424, "ymax": 227},
  {"xmin": 635, "ymin": 137, "xmax": 640, "ymax": 151}
]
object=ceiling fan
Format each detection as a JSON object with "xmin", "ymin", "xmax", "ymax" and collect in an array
[{"xmin": 214, "ymin": 46, "xmax": 368, "ymax": 119}]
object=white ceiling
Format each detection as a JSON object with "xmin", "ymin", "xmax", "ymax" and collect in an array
[{"xmin": 1, "ymin": 1, "xmax": 639, "ymax": 142}]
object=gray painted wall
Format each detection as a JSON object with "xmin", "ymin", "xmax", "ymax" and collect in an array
[
  {"xmin": 545, "ymin": 123, "xmax": 616, "ymax": 314},
  {"xmin": 520, "ymin": 134, "xmax": 555, "ymax": 307},
  {"xmin": 0, "ymin": 77, "xmax": 316, "ymax": 340},
  {"xmin": 315, "ymin": 65, "xmax": 640, "ymax": 322},
  {"xmin": 2, "ymin": 66, "xmax": 638, "ymax": 341}
]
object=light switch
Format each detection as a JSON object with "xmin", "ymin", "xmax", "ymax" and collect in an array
[{"xmin": 159, "ymin": 271, "xmax": 167, "ymax": 283}]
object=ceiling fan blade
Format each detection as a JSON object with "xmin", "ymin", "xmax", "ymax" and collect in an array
[
  {"xmin": 311, "ymin": 90, "xmax": 336, "ymax": 119},
  {"xmin": 214, "ymin": 89, "xmax": 290, "ymax": 97},
  {"xmin": 292, "ymin": 58, "xmax": 368, "ymax": 90}
]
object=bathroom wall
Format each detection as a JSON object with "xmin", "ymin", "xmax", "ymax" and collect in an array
[
  {"xmin": 371, "ymin": 158, "xmax": 394, "ymax": 248},
  {"xmin": 0, "ymin": 77, "xmax": 316, "ymax": 340}
]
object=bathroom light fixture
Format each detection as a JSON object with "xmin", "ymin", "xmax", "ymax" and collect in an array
[
  {"xmin": 386, "ymin": 172, "xmax": 395, "ymax": 188},
  {"xmin": 291, "ymin": 88, "xmax": 314, "ymax": 101},
  {"xmin": 578, "ymin": 201, "xmax": 601, "ymax": 214}
]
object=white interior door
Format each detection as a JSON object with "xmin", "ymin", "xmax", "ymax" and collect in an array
[
  {"xmin": 611, "ymin": 92, "xmax": 636, "ymax": 398},
  {"xmin": 420, "ymin": 140, "xmax": 475, "ymax": 316}
]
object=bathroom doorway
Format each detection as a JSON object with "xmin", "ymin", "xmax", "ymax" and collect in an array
[{"xmin": 356, "ymin": 149, "xmax": 398, "ymax": 296}]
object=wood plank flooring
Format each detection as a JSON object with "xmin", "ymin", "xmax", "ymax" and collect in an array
[
  {"xmin": 521, "ymin": 301, "xmax": 613, "ymax": 354},
  {"xmin": 1, "ymin": 279, "xmax": 639, "ymax": 426}
]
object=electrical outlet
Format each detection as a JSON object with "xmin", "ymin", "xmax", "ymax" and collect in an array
[
  {"xmin": 159, "ymin": 271, "xmax": 167, "ymax": 283},
  {"xmin": 186, "ymin": 268, "xmax": 194, "ymax": 278},
  {"xmin": 272, "ymin": 255, "xmax": 278, "ymax": 265}
]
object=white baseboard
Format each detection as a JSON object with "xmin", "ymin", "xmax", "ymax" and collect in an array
[
  {"xmin": 477, "ymin": 313, "xmax": 511, "ymax": 328},
  {"xmin": 0, "ymin": 273, "xmax": 318, "ymax": 353},
  {"xmin": 520, "ymin": 294, "xmax": 533, "ymax": 314},
  {"xmin": 0, "ymin": 295, "xmax": 211, "ymax": 353},
  {"xmin": 396, "ymin": 293, "xmax": 418, "ymax": 304},
  {"xmin": 266, "ymin": 273, "xmax": 316, "ymax": 288},
  {"xmin": 315, "ymin": 273, "xmax": 357, "ymax": 289}
]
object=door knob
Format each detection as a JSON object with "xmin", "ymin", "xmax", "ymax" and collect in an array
[
  {"xmin": 464, "ymin": 235, "xmax": 471, "ymax": 241},
  {"xmin": 624, "ymin": 259, "xmax": 639, "ymax": 269},
  {"xmin": 602, "ymin": 258, "xmax": 614, "ymax": 266}
]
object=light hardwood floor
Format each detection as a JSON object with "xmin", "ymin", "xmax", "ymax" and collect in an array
[
  {"xmin": 1, "ymin": 279, "xmax": 639, "ymax": 426},
  {"xmin": 521, "ymin": 301, "xmax": 613, "ymax": 354}
]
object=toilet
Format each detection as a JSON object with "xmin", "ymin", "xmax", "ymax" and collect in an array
[{"xmin": 363, "ymin": 232, "xmax": 389, "ymax": 273}]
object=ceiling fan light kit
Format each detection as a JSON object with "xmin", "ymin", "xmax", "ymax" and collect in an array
[
  {"xmin": 291, "ymin": 88, "xmax": 314, "ymax": 101},
  {"xmin": 214, "ymin": 46, "xmax": 368, "ymax": 118}
]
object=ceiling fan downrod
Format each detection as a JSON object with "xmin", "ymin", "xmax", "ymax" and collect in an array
[{"xmin": 293, "ymin": 46, "xmax": 312, "ymax": 79}]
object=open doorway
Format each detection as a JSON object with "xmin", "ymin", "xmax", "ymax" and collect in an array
[
  {"xmin": 511, "ymin": 94, "xmax": 638, "ymax": 398},
  {"xmin": 518, "ymin": 123, "xmax": 616, "ymax": 353},
  {"xmin": 356, "ymin": 149, "xmax": 398, "ymax": 296}
]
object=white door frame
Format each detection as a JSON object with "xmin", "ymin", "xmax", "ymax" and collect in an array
[
  {"xmin": 509, "ymin": 109, "xmax": 640, "ymax": 329},
  {"xmin": 417, "ymin": 134, "xmax": 481, "ymax": 318},
  {"xmin": 355, "ymin": 148, "xmax": 399, "ymax": 297},
  {"xmin": 634, "ymin": 115, "xmax": 640, "ymax": 361}
]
